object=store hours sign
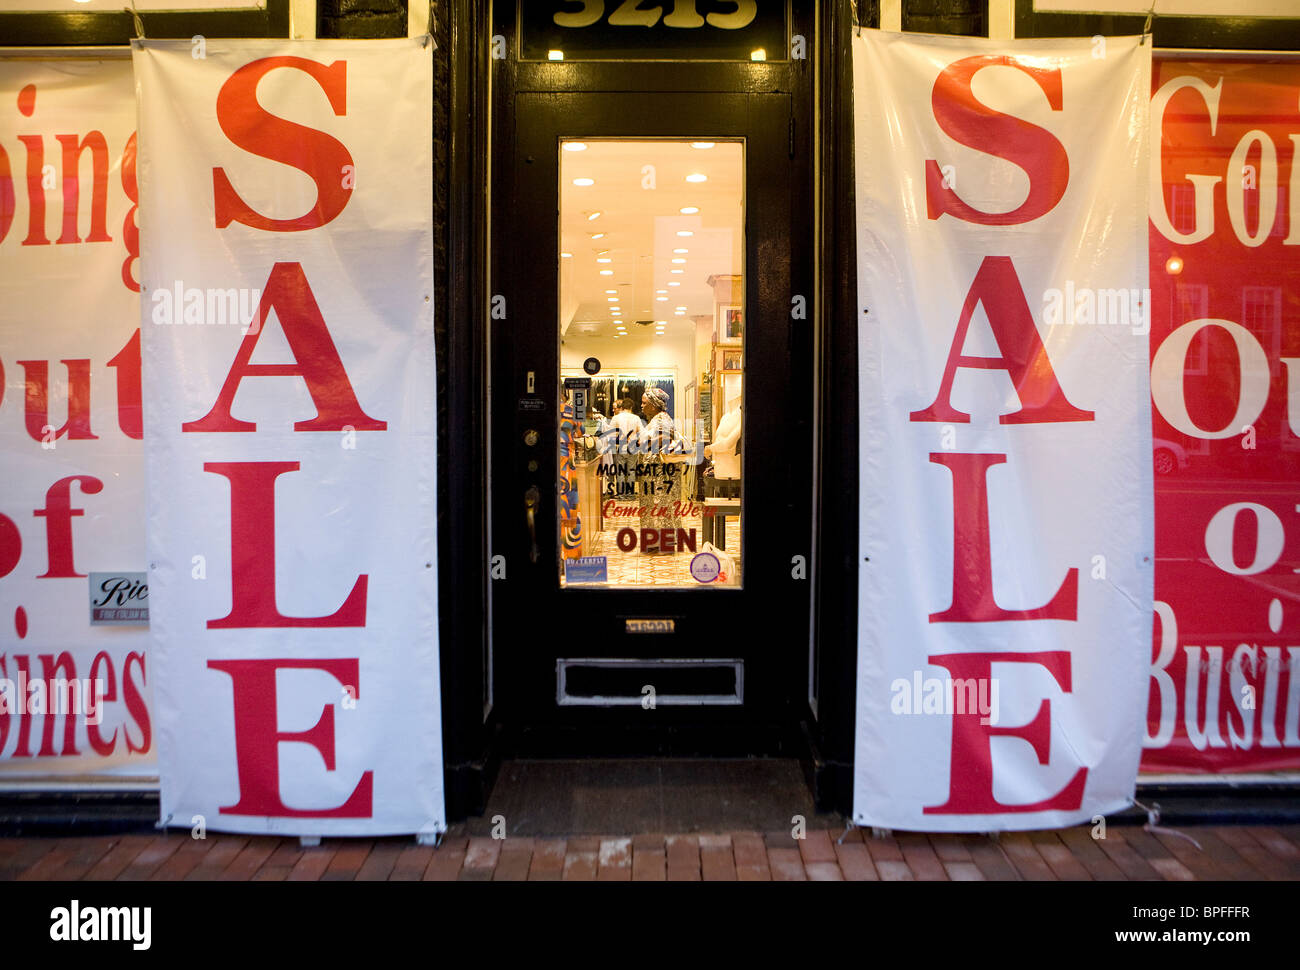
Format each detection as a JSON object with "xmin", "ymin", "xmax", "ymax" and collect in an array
[{"xmin": 134, "ymin": 37, "xmax": 444, "ymax": 837}]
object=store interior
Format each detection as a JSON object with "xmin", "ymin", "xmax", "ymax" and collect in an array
[{"xmin": 556, "ymin": 139, "xmax": 745, "ymax": 588}]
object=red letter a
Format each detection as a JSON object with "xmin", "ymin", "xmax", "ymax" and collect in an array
[
  {"xmin": 182, "ymin": 262, "xmax": 386, "ymax": 434},
  {"xmin": 205, "ymin": 461, "xmax": 367, "ymax": 629},
  {"xmin": 910, "ymin": 256, "xmax": 1093, "ymax": 425}
]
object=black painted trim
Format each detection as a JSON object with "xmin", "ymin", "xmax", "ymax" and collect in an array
[
  {"xmin": 438, "ymin": 0, "xmax": 493, "ymax": 822},
  {"xmin": 0, "ymin": 0, "xmax": 290, "ymax": 46},
  {"xmin": 1015, "ymin": 0, "xmax": 1300, "ymax": 50}
]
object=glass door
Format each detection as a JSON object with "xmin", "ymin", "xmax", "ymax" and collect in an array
[
  {"xmin": 557, "ymin": 138, "xmax": 746, "ymax": 590},
  {"xmin": 491, "ymin": 91, "xmax": 809, "ymax": 743}
]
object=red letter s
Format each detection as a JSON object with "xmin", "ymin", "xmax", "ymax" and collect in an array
[
  {"xmin": 926, "ymin": 55, "xmax": 1069, "ymax": 226},
  {"xmin": 213, "ymin": 57, "xmax": 353, "ymax": 232}
]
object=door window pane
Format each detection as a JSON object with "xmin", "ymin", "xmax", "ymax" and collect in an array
[{"xmin": 558, "ymin": 140, "xmax": 744, "ymax": 589}]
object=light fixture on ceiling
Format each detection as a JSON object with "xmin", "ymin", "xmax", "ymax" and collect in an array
[
  {"xmin": 675, "ymin": 306, "xmax": 686, "ymax": 311},
  {"xmin": 605, "ymin": 289, "xmax": 617, "ymax": 294},
  {"xmin": 656, "ymin": 296, "xmax": 668, "ymax": 301},
  {"xmin": 685, "ymin": 173, "xmax": 707, "ymax": 183},
  {"xmin": 591, "ymin": 232, "xmax": 605, "ymax": 239},
  {"xmin": 692, "ymin": 142, "xmax": 715, "ymax": 150},
  {"xmin": 673, "ymin": 248, "xmax": 688, "ymax": 254},
  {"xmin": 679, "ymin": 207, "xmax": 699, "ymax": 215},
  {"xmin": 671, "ymin": 269, "xmax": 684, "ymax": 274},
  {"xmin": 596, "ymin": 257, "xmax": 612, "ymax": 263},
  {"xmin": 607, "ymin": 297, "xmax": 619, "ymax": 302},
  {"xmin": 676, "ymin": 230, "xmax": 693, "ymax": 237},
  {"xmin": 549, "ymin": 50, "xmax": 565, "ymax": 61},
  {"xmin": 668, "ymin": 281, "xmax": 681, "ymax": 287},
  {"xmin": 573, "ymin": 178, "xmax": 595, "ymax": 186},
  {"xmin": 671, "ymin": 258, "xmax": 686, "ymax": 264},
  {"xmin": 599, "ymin": 269, "xmax": 613, "ymax": 276},
  {"xmin": 588, "ymin": 211, "xmax": 602, "ymax": 221},
  {"xmin": 561, "ymin": 252, "xmax": 572, "ymax": 258},
  {"xmin": 563, "ymin": 141, "xmax": 586, "ymax": 151},
  {"xmin": 751, "ymin": 49, "xmax": 766, "ymax": 61}
]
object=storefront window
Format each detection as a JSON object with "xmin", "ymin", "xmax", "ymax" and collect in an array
[{"xmin": 557, "ymin": 139, "xmax": 744, "ymax": 589}]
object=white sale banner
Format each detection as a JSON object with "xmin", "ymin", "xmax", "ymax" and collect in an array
[
  {"xmin": 0, "ymin": 58, "xmax": 155, "ymax": 781},
  {"xmin": 134, "ymin": 38, "xmax": 444, "ymax": 836},
  {"xmin": 853, "ymin": 32, "xmax": 1153, "ymax": 831}
]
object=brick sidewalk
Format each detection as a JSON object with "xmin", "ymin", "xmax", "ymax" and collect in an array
[{"xmin": 3, "ymin": 824, "xmax": 1299, "ymax": 880}]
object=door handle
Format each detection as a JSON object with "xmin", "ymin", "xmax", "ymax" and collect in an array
[{"xmin": 524, "ymin": 485, "xmax": 540, "ymax": 563}]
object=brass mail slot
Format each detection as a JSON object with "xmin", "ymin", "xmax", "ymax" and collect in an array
[{"xmin": 625, "ymin": 618, "xmax": 675, "ymax": 634}]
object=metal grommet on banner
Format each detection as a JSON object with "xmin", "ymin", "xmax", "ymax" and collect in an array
[{"xmin": 124, "ymin": 0, "xmax": 145, "ymax": 38}]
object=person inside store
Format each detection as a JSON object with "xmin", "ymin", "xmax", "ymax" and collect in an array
[
  {"xmin": 599, "ymin": 397, "xmax": 643, "ymax": 501},
  {"xmin": 638, "ymin": 387, "xmax": 686, "ymax": 546}
]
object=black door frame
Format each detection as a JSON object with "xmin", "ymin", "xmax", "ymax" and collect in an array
[
  {"xmin": 439, "ymin": 0, "xmax": 861, "ymax": 819},
  {"xmin": 486, "ymin": 3, "xmax": 817, "ymax": 761}
]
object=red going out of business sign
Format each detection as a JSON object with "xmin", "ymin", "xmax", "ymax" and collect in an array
[{"xmin": 1144, "ymin": 59, "xmax": 1300, "ymax": 772}]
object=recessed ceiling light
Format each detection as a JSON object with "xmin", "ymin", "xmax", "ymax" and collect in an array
[
  {"xmin": 588, "ymin": 211, "xmax": 602, "ymax": 221},
  {"xmin": 656, "ymin": 296, "xmax": 668, "ymax": 301},
  {"xmin": 692, "ymin": 142, "xmax": 715, "ymax": 150},
  {"xmin": 605, "ymin": 289, "xmax": 617, "ymax": 294},
  {"xmin": 591, "ymin": 232, "xmax": 605, "ymax": 239},
  {"xmin": 668, "ymin": 281, "xmax": 681, "ymax": 287},
  {"xmin": 549, "ymin": 50, "xmax": 565, "ymax": 61},
  {"xmin": 671, "ymin": 269, "xmax": 684, "ymax": 274},
  {"xmin": 671, "ymin": 258, "xmax": 686, "ymax": 264},
  {"xmin": 685, "ymin": 174, "xmax": 707, "ymax": 183},
  {"xmin": 674, "ymin": 310, "xmax": 686, "ymax": 315},
  {"xmin": 596, "ymin": 257, "xmax": 612, "ymax": 263},
  {"xmin": 676, "ymin": 230, "xmax": 693, "ymax": 237},
  {"xmin": 675, "ymin": 306, "xmax": 687, "ymax": 311},
  {"xmin": 607, "ymin": 297, "xmax": 619, "ymax": 302},
  {"xmin": 656, "ymin": 289, "xmax": 667, "ymax": 294},
  {"xmin": 679, "ymin": 207, "xmax": 699, "ymax": 215},
  {"xmin": 596, "ymin": 249, "xmax": 610, "ymax": 255},
  {"xmin": 563, "ymin": 142, "xmax": 586, "ymax": 151},
  {"xmin": 599, "ymin": 270, "xmax": 613, "ymax": 275},
  {"xmin": 656, "ymin": 321, "xmax": 667, "ymax": 326},
  {"xmin": 616, "ymin": 325, "xmax": 626, "ymax": 330},
  {"xmin": 673, "ymin": 248, "xmax": 688, "ymax": 254},
  {"xmin": 656, "ymin": 331, "xmax": 666, "ymax": 335},
  {"xmin": 573, "ymin": 178, "xmax": 595, "ymax": 186},
  {"xmin": 561, "ymin": 252, "xmax": 572, "ymax": 258}
]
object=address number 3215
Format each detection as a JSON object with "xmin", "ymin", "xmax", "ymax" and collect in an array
[{"xmin": 553, "ymin": 1, "xmax": 759, "ymax": 29}]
